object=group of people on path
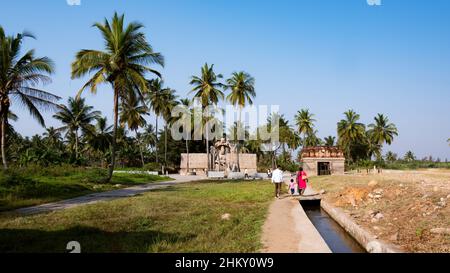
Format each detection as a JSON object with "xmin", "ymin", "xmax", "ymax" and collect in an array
[{"xmin": 271, "ymin": 166, "xmax": 309, "ymax": 199}]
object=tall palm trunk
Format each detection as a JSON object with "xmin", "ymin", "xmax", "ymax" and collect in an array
[
  {"xmin": 236, "ymin": 107, "xmax": 242, "ymax": 172},
  {"xmin": 1, "ymin": 114, "xmax": 8, "ymax": 170},
  {"xmin": 155, "ymin": 116, "xmax": 159, "ymax": 164},
  {"xmin": 107, "ymin": 86, "xmax": 119, "ymax": 182},
  {"xmin": 186, "ymin": 139, "xmax": 190, "ymax": 173},
  {"xmin": 206, "ymin": 123, "xmax": 210, "ymax": 171},
  {"xmin": 164, "ymin": 122, "xmax": 168, "ymax": 174},
  {"xmin": 75, "ymin": 129, "xmax": 79, "ymax": 160},
  {"xmin": 136, "ymin": 129, "xmax": 145, "ymax": 168}
]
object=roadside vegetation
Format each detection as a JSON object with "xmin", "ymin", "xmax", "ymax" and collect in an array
[{"xmin": 0, "ymin": 180, "xmax": 273, "ymax": 253}]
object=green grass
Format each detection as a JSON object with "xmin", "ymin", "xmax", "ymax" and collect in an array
[
  {"xmin": 0, "ymin": 180, "xmax": 273, "ymax": 253},
  {"xmin": 0, "ymin": 165, "xmax": 171, "ymax": 212}
]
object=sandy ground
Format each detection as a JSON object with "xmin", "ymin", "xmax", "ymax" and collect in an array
[{"xmin": 313, "ymin": 169, "xmax": 450, "ymax": 253}]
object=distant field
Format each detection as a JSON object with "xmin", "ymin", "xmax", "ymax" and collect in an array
[
  {"xmin": 311, "ymin": 170, "xmax": 450, "ymax": 253},
  {"xmin": 0, "ymin": 166, "xmax": 170, "ymax": 212},
  {"xmin": 349, "ymin": 162, "xmax": 450, "ymax": 171},
  {"xmin": 0, "ymin": 180, "xmax": 273, "ymax": 253}
]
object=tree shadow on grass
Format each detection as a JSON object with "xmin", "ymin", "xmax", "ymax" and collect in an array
[{"xmin": 0, "ymin": 226, "xmax": 196, "ymax": 253}]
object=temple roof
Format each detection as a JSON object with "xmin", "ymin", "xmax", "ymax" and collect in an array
[{"xmin": 300, "ymin": 146, "xmax": 345, "ymax": 159}]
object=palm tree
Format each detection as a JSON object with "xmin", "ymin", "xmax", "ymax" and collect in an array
[
  {"xmin": 385, "ymin": 151, "xmax": 397, "ymax": 162},
  {"xmin": 71, "ymin": 13, "xmax": 164, "ymax": 181},
  {"xmin": 404, "ymin": 151, "xmax": 415, "ymax": 162},
  {"xmin": 84, "ymin": 117, "xmax": 112, "ymax": 166},
  {"xmin": 146, "ymin": 78, "xmax": 169, "ymax": 165},
  {"xmin": 177, "ymin": 98, "xmax": 193, "ymax": 173},
  {"xmin": 447, "ymin": 138, "xmax": 450, "ymax": 146},
  {"xmin": 119, "ymin": 95, "xmax": 149, "ymax": 167},
  {"xmin": 303, "ymin": 130, "xmax": 323, "ymax": 147},
  {"xmin": 189, "ymin": 63, "xmax": 224, "ymax": 170},
  {"xmin": 142, "ymin": 124, "xmax": 157, "ymax": 154},
  {"xmin": 159, "ymin": 88, "xmax": 178, "ymax": 172},
  {"xmin": 225, "ymin": 71, "xmax": 256, "ymax": 171},
  {"xmin": 53, "ymin": 97, "xmax": 101, "ymax": 160},
  {"xmin": 295, "ymin": 109, "xmax": 316, "ymax": 147},
  {"xmin": 324, "ymin": 136, "xmax": 336, "ymax": 147},
  {"xmin": 265, "ymin": 113, "xmax": 297, "ymax": 166},
  {"xmin": 0, "ymin": 26, "xmax": 61, "ymax": 169},
  {"xmin": 368, "ymin": 114, "xmax": 398, "ymax": 157},
  {"xmin": 43, "ymin": 127, "xmax": 63, "ymax": 148},
  {"xmin": 337, "ymin": 110, "xmax": 366, "ymax": 161},
  {"xmin": 1, "ymin": 111, "xmax": 20, "ymax": 151}
]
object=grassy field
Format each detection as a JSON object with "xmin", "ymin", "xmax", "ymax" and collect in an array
[
  {"xmin": 0, "ymin": 166, "xmax": 170, "ymax": 212},
  {"xmin": 311, "ymin": 170, "xmax": 450, "ymax": 253},
  {"xmin": 0, "ymin": 180, "xmax": 273, "ymax": 253}
]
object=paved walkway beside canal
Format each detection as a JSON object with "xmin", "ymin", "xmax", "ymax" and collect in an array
[
  {"xmin": 15, "ymin": 175, "xmax": 207, "ymax": 215},
  {"xmin": 261, "ymin": 176, "xmax": 331, "ymax": 253}
]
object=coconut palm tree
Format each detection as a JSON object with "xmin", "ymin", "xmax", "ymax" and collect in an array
[
  {"xmin": 43, "ymin": 127, "xmax": 63, "ymax": 148},
  {"xmin": 189, "ymin": 63, "xmax": 224, "ymax": 170},
  {"xmin": 53, "ymin": 97, "xmax": 101, "ymax": 160},
  {"xmin": 119, "ymin": 95, "xmax": 149, "ymax": 167},
  {"xmin": 404, "ymin": 151, "xmax": 415, "ymax": 162},
  {"xmin": 142, "ymin": 124, "xmax": 157, "ymax": 154},
  {"xmin": 146, "ymin": 78, "xmax": 170, "ymax": 164},
  {"xmin": 303, "ymin": 130, "xmax": 323, "ymax": 147},
  {"xmin": 71, "ymin": 12, "xmax": 163, "ymax": 182},
  {"xmin": 368, "ymin": 114, "xmax": 398, "ymax": 155},
  {"xmin": 225, "ymin": 71, "xmax": 256, "ymax": 171},
  {"xmin": 295, "ymin": 109, "xmax": 316, "ymax": 147},
  {"xmin": 159, "ymin": 88, "xmax": 178, "ymax": 172},
  {"xmin": 385, "ymin": 151, "xmax": 397, "ymax": 162},
  {"xmin": 176, "ymin": 98, "xmax": 194, "ymax": 173},
  {"xmin": 0, "ymin": 26, "xmax": 61, "ymax": 169},
  {"xmin": 0, "ymin": 111, "xmax": 20, "ymax": 151},
  {"xmin": 337, "ymin": 110, "xmax": 366, "ymax": 160},
  {"xmin": 84, "ymin": 117, "xmax": 113, "ymax": 166},
  {"xmin": 324, "ymin": 136, "xmax": 336, "ymax": 147}
]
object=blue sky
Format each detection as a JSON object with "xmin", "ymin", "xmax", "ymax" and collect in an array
[{"xmin": 1, "ymin": 0, "xmax": 450, "ymax": 160}]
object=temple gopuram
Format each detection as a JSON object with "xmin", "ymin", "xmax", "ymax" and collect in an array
[{"xmin": 300, "ymin": 146, "xmax": 345, "ymax": 176}]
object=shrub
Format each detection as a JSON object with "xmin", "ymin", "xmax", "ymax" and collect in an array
[
  {"xmin": 144, "ymin": 162, "xmax": 162, "ymax": 172},
  {"xmin": 277, "ymin": 160, "xmax": 299, "ymax": 173}
]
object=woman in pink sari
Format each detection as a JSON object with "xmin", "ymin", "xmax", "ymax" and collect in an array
[{"xmin": 297, "ymin": 167, "xmax": 308, "ymax": 195}]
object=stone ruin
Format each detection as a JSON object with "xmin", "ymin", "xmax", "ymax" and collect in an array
[
  {"xmin": 300, "ymin": 146, "xmax": 346, "ymax": 177},
  {"xmin": 179, "ymin": 137, "xmax": 257, "ymax": 176}
]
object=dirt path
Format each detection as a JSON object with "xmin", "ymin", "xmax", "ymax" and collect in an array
[{"xmin": 261, "ymin": 181, "xmax": 331, "ymax": 253}]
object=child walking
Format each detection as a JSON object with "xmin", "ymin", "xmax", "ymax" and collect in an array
[{"xmin": 289, "ymin": 179, "xmax": 296, "ymax": 195}]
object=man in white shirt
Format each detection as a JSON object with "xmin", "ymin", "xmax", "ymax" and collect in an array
[{"xmin": 271, "ymin": 167, "xmax": 284, "ymax": 198}]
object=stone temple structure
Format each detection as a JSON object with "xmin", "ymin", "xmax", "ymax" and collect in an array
[
  {"xmin": 300, "ymin": 146, "xmax": 345, "ymax": 176},
  {"xmin": 179, "ymin": 137, "xmax": 257, "ymax": 176}
]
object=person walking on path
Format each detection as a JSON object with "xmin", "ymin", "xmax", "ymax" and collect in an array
[
  {"xmin": 272, "ymin": 167, "xmax": 284, "ymax": 198},
  {"xmin": 297, "ymin": 167, "xmax": 308, "ymax": 196}
]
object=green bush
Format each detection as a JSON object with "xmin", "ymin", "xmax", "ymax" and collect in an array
[
  {"xmin": 144, "ymin": 162, "xmax": 162, "ymax": 172},
  {"xmin": 277, "ymin": 160, "xmax": 299, "ymax": 173}
]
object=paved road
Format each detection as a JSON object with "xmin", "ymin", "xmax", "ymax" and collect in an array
[{"xmin": 15, "ymin": 175, "xmax": 207, "ymax": 215}]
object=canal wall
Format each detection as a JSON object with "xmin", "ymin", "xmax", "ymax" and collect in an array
[{"xmin": 321, "ymin": 200, "xmax": 404, "ymax": 253}]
